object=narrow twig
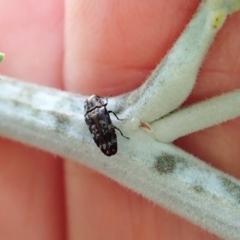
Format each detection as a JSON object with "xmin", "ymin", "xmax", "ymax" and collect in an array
[
  {"xmin": 152, "ymin": 90, "xmax": 240, "ymax": 142},
  {"xmin": 116, "ymin": 0, "xmax": 229, "ymax": 125}
]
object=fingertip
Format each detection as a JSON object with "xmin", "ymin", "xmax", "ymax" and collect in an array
[{"xmin": 64, "ymin": 0, "xmax": 199, "ymax": 95}]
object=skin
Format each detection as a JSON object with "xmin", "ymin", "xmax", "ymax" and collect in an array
[{"xmin": 0, "ymin": 0, "xmax": 239, "ymax": 239}]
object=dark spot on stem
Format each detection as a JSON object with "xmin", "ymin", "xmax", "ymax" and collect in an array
[
  {"xmin": 220, "ymin": 177, "xmax": 240, "ymax": 204},
  {"xmin": 192, "ymin": 185, "xmax": 205, "ymax": 194},
  {"xmin": 50, "ymin": 111, "xmax": 70, "ymax": 133},
  {"xmin": 154, "ymin": 153, "xmax": 189, "ymax": 174}
]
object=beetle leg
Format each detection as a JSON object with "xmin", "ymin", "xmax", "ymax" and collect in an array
[
  {"xmin": 114, "ymin": 126, "xmax": 129, "ymax": 139},
  {"xmin": 108, "ymin": 111, "xmax": 123, "ymax": 121}
]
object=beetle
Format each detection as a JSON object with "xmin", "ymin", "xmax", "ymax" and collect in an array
[{"xmin": 84, "ymin": 95, "xmax": 129, "ymax": 156}]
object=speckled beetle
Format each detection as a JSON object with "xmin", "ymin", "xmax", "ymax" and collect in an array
[{"xmin": 84, "ymin": 95, "xmax": 129, "ymax": 156}]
